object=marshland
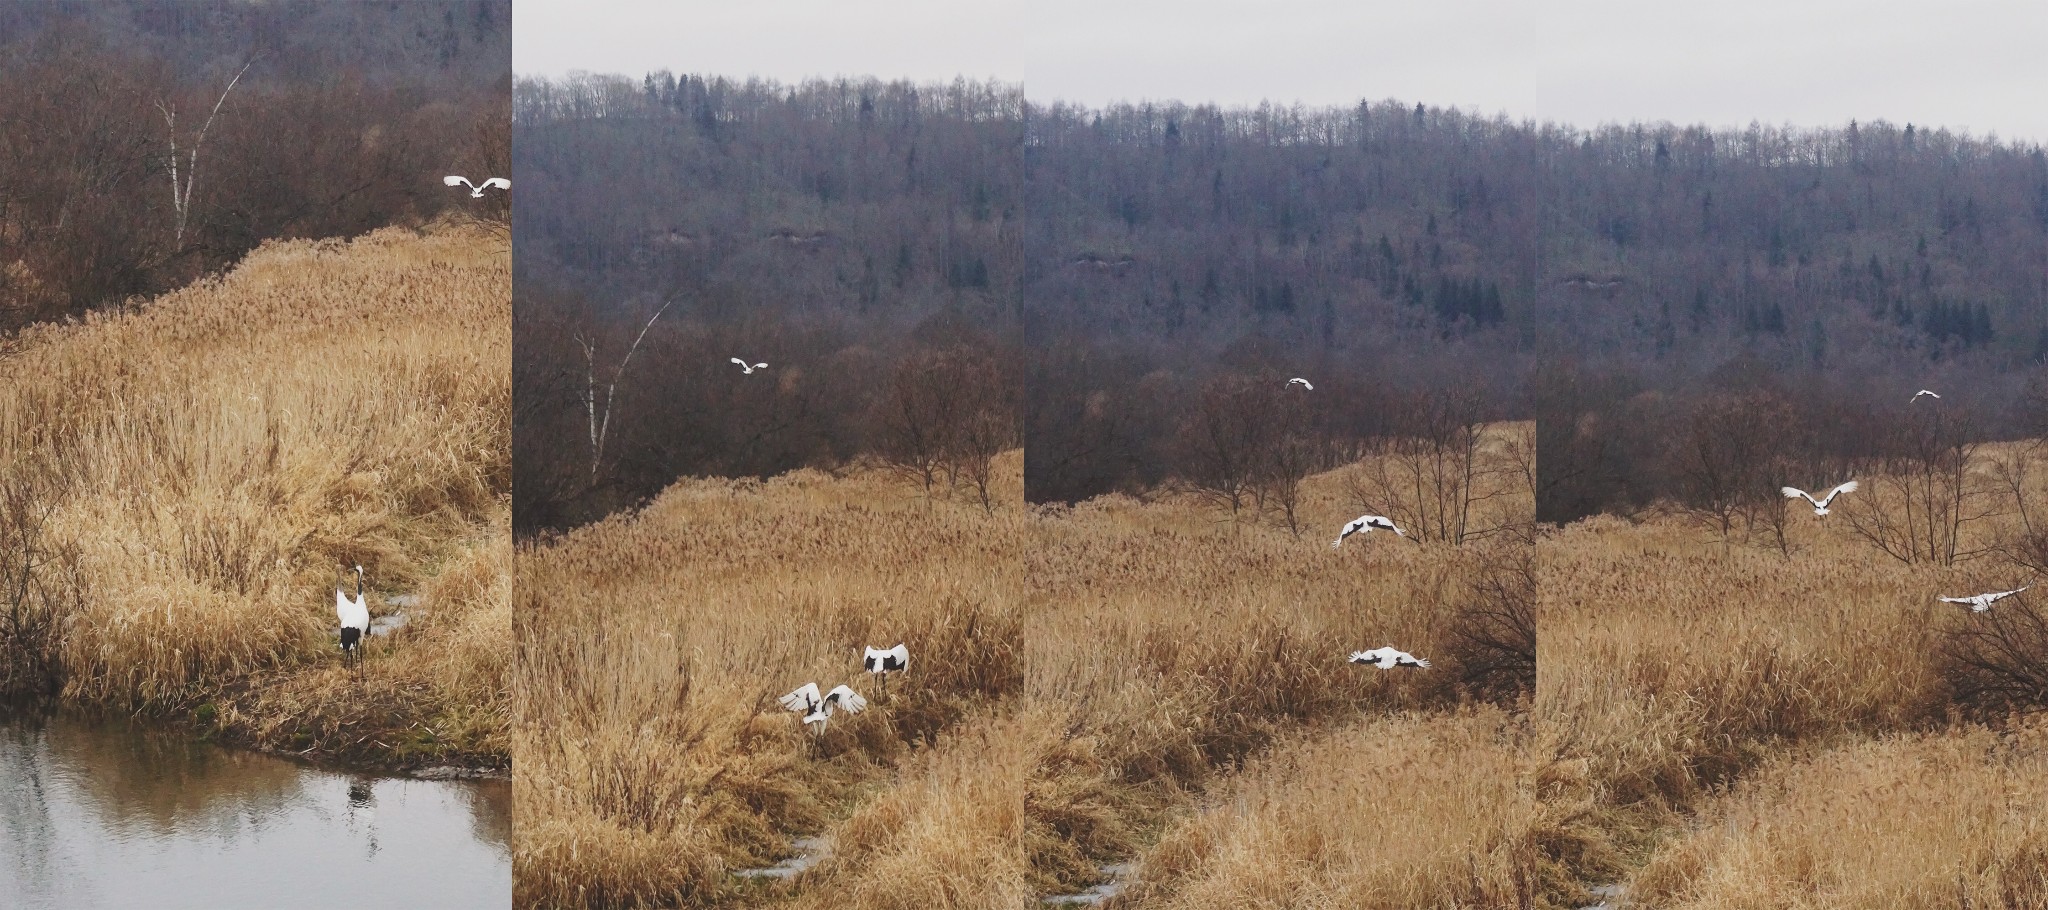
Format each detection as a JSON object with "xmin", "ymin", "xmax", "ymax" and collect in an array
[
  {"xmin": 0, "ymin": 224, "xmax": 511, "ymax": 772},
  {"xmin": 511, "ymin": 410, "xmax": 1550, "ymax": 908},
  {"xmin": 1540, "ymin": 401, "xmax": 2048, "ymax": 906}
]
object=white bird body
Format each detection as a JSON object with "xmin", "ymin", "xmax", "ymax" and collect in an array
[
  {"xmin": 1939, "ymin": 586, "xmax": 2029, "ymax": 613},
  {"xmin": 780, "ymin": 682, "xmax": 868, "ymax": 731},
  {"xmin": 1349, "ymin": 647, "xmax": 1430, "ymax": 669},
  {"xmin": 1288, "ymin": 378, "xmax": 1313, "ymax": 390},
  {"xmin": 443, "ymin": 175, "xmax": 510, "ymax": 198},
  {"xmin": 1911, "ymin": 390, "xmax": 1941, "ymax": 402},
  {"xmin": 863, "ymin": 644, "xmax": 909, "ymax": 675},
  {"xmin": 1334, "ymin": 514, "xmax": 1407, "ymax": 548},
  {"xmin": 1782, "ymin": 481, "xmax": 1858, "ymax": 516},
  {"xmin": 336, "ymin": 565, "xmax": 370, "ymax": 668},
  {"xmin": 731, "ymin": 358, "xmax": 768, "ymax": 374}
]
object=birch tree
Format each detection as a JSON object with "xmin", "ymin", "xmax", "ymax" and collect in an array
[
  {"xmin": 157, "ymin": 57, "xmax": 257, "ymax": 250},
  {"xmin": 578, "ymin": 294, "xmax": 680, "ymax": 481}
]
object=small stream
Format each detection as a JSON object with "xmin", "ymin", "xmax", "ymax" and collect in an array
[
  {"xmin": 1043, "ymin": 863, "xmax": 1132, "ymax": 906},
  {"xmin": 733, "ymin": 836, "xmax": 830, "ymax": 880},
  {"xmin": 1579, "ymin": 883, "xmax": 1626, "ymax": 909},
  {"xmin": 0, "ymin": 707, "xmax": 510, "ymax": 909}
]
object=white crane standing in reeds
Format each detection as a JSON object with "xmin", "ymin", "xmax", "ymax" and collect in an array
[
  {"xmin": 863, "ymin": 644, "xmax": 908, "ymax": 695},
  {"xmin": 336, "ymin": 565, "xmax": 370, "ymax": 675}
]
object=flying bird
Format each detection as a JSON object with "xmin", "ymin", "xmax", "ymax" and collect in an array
[
  {"xmin": 1349, "ymin": 647, "xmax": 1430, "ymax": 669},
  {"xmin": 1782, "ymin": 481, "xmax": 1859, "ymax": 517},
  {"xmin": 1939, "ymin": 586, "xmax": 2030, "ymax": 613},
  {"xmin": 779, "ymin": 682, "xmax": 867, "ymax": 733},
  {"xmin": 336, "ymin": 565, "xmax": 370, "ymax": 672},
  {"xmin": 1911, "ymin": 390, "xmax": 1941, "ymax": 403},
  {"xmin": 443, "ymin": 175, "xmax": 509, "ymax": 198},
  {"xmin": 731, "ymin": 358, "xmax": 768, "ymax": 374},
  {"xmin": 1288, "ymin": 378, "xmax": 1313, "ymax": 390},
  {"xmin": 1333, "ymin": 514, "xmax": 1408, "ymax": 548}
]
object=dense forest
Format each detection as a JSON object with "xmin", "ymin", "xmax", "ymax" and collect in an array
[
  {"xmin": 0, "ymin": 0, "xmax": 510, "ymax": 332},
  {"xmin": 510, "ymin": 72, "xmax": 2047, "ymax": 527},
  {"xmin": 512, "ymin": 74, "xmax": 1022, "ymax": 532}
]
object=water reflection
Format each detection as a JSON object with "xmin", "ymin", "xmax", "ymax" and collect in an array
[{"xmin": 0, "ymin": 706, "xmax": 509, "ymax": 909}]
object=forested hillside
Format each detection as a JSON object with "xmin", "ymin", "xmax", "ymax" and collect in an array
[
  {"xmin": 510, "ymin": 72, "xmax": 2046, "ymax": 521},
  {"xmin": 513, "ymin": 74, "xmax": 1022, "ymax": 531},
  {"xmin": 0, "ymin": 0, "xmax": 510, "ymax": 331}
]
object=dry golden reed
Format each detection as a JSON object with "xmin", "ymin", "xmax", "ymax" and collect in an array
[
  {"xmin": 1541, "ymin": 442, "xmax": 2048, "ymax": 901},
  {"xmin": 1630, "ymin": 722, "xmax": 2048, "ymax": 909},
  {"xmin": 1113, "ymin": 708, "xmax": 1541, "ymax": 909},
  {"xmin": 515, "ymin": 426, "xmax": 1537, "ymax": 908},
  {"xmin": 0, "ymin": 222, "xmax": 510, "ymax": 763}
]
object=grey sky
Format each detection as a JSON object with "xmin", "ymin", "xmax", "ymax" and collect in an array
[{"xmin": 516, "ymin": 0, "xmax": 2048, "ymax": 143}]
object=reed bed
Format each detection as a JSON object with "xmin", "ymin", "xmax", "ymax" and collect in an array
[
  {"xmin": 1541, "ymin": 441, "xmax": 2048, "ymax": 897},
  {"xmin": 514, "ymin": 427, "xmax": 1536, "ymax": 908},
  {"xmin": 1539, "ymin": 515, "xmax": 1955, "ymax": 812},
  {"xmin": 1108, "ymin": 708, "xmax": 1546, "ymax": 909},
  {"xmin": 1629, "ymin": 722, "xmax": 2048, "ymax": 909},
  {"xmin": 0, "ymin": 223, "xmax": 510, "ymax": 766}
]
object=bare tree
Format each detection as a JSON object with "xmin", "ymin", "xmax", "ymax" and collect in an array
[
  {"xmin": 1347, "ymin": 388, "xmax": 1524, "ymax": 545},
  {"xmin": 1248, "ymin": 382, "xmax": 1326, "ymax": 535},
  {"xmin": 1673, "ymin": 391, "xmax": 1798, "ymax": 547},
  {"xmin": 1941, "ymin": 589, "xmax": 2048, "ymax": 718},
  {"xmin": 1842, "ymin": 408, "xmax": 2005, "ymax": 565},
  {"xmin": 878, "ymin": 349, "xmax": 965, "ymax": 495},
  {"xmin": 157, "ymin": 56, "xmax": 257, "ymax": 249},
  {"xmin": 1443, "ymin": 541, "xmax": 1537, "ymax": 704},
  {"xmin": 579, "ymin": 294, "xmax": 679, "ymax": 481},
  {"xmin": 1173, "ymin": 374, "xmax": 1275, "ymax": 524}
]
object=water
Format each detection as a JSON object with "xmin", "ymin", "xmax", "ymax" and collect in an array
[
  {"xmin": 0, "ymin": 708, "xmax": 510, "ymax": 910},
  {"xmin": 1579, "ymin": 883, "xmax": 1626, "ymax": 909},
  {"xmin": 1044, "ymin": 862, "xmax": 1132, "ymax": 906},
  {"xmin": 733, "ymin": 836, "xmax": 829, "ymax": 880}
]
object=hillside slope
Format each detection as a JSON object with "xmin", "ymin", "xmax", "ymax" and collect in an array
[{"xmin": 0, "ymin": 223, "xmax": 510, "ymax": 770}]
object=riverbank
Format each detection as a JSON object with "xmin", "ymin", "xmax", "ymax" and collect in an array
[
  {"xmin": 1, "ymin": 707, "xmax": 511, "ymax": 909},
  {"xmin": 0, "ymin": 223, "xmax": 511, "ymax": 774}
]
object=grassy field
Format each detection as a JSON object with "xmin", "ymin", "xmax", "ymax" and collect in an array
[
  {"xmin": 0, "ymin": 223, "xmax": 511, "ymax": 770},
  {"xmin": 514, "ymin": 424, "xmax": 1546, "ymax": 908},
  {"xmin": 1540, "ymin": 440, "xmax": 2048, "ymax": 905}
]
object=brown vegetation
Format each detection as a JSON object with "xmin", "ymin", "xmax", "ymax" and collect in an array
[
  {"xmin": 1541, "ymin": 438, "xmax": 2048, "ymax": 900},
  {"xmin": 514, "ymin": 429, "xmax": 1535, "ymax": 908},
  {"xmin": 0, "ymin": 1, "xmax": 509, "ymax": 331},
  {"xmin": 0, "ymin": 224, "xmax": 510, "ymax": 770},
  {"xmin": 1629, "ymin": 723, "xmax": 2048, "ymax": 909}
]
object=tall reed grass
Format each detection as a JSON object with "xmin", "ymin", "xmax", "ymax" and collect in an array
[
  {"xmin": 0, "ymin": 223, "xmax": 510, "ymax": 765},
  {"xmin": 1541, "ymin": 442, "xmax": 2048, "ymax": 899},
  {"xmin": 515, "ymin": 426, "xmax": 1537, "ymax": 907}
]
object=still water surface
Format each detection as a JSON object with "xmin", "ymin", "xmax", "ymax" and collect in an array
[{"xmin": 1, "ymin": 709, "xmax": 510, "ymax": 909}]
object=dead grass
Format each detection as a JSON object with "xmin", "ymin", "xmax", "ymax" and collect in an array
[
  {"xmin": 0, "ymin": 221, "xmax": 510, "ymax": 767},
  {"xmin": 1629, "ymin": 721, "xmax": 2048, "ymax": 909},
  {"xmin": 1111, "ymin": 709, "xmax": 1551, "ymax": 909},
  {"xmin": 514, "ymin": 429, "xmax": 1537, "ymax": 908},
  {"xmin": 1541, "ymin": 441, "xmax": 2048, "ymax": 898}
]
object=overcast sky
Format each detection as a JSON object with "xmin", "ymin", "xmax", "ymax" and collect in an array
[{"xmin": 515, "ymin": 0, "xmax": 2048, "ymax": 143}]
